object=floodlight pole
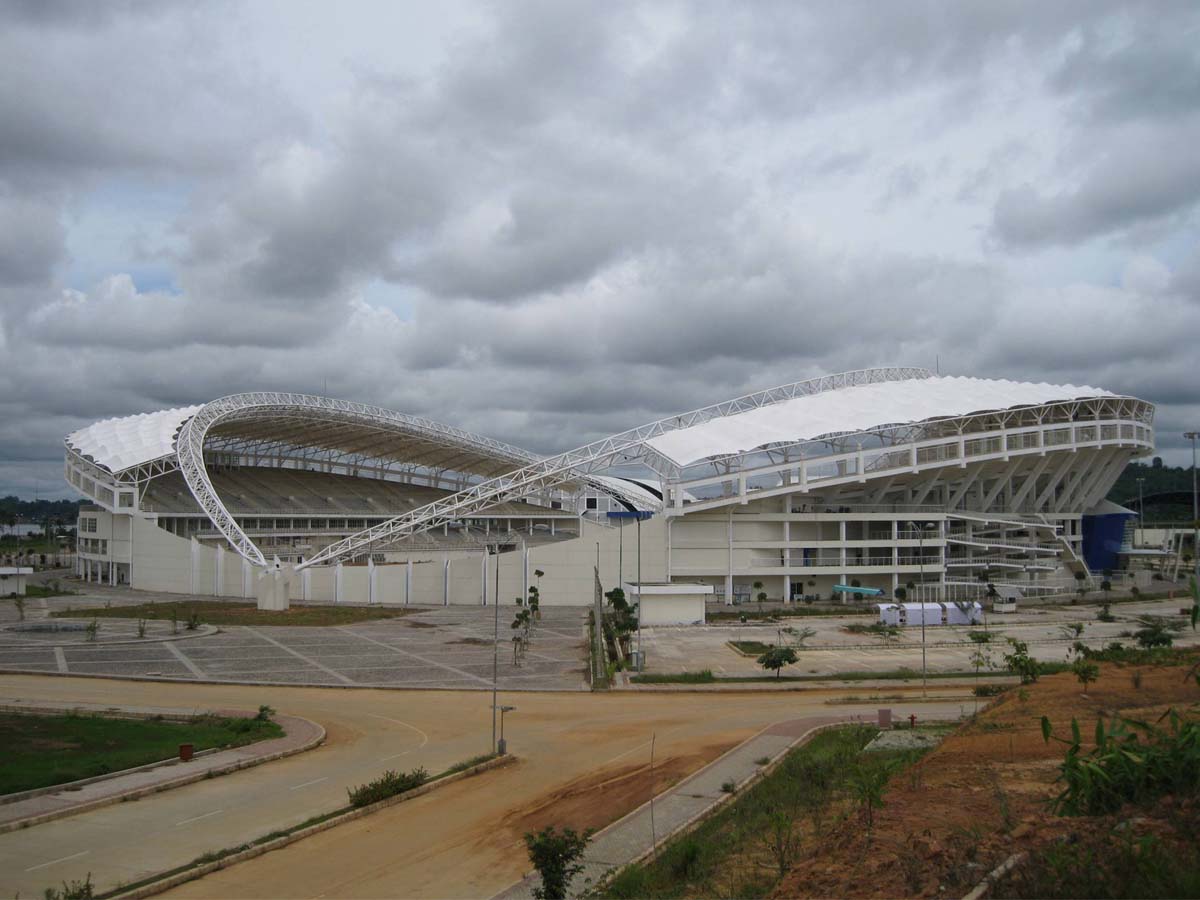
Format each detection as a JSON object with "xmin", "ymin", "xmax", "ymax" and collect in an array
[
  {"xmin": 491, "ymin": 543, "xmax": 500, "ymax": 754},
  {"xmin": 637, "ymin": 512, "xmax": 643, "ymax": 660},
  {"xmin": 1187, "ymin": 432, "xmax": 1199, "ymax": 584},
  {"xmin": 918, "ymin": 522, "xmax": 927, "ymax": 698}
]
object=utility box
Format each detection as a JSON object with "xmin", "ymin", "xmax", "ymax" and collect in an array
[{"xmin": 878, "ymin": 708, "xmax": 892, "ymax": 729}]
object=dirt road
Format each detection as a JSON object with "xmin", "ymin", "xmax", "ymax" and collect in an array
[{"xmin": 0, "ymin": 674, "xmax": 968, "ymax": 899}]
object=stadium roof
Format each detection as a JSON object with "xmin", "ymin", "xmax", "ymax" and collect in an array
[
  {"xmin": 644, "ymin": 375, "xmax": 1118, "ymax": 467},
  {"xmin": 67, "ymin": 407, "xmax": 199, "ymax": 474}
]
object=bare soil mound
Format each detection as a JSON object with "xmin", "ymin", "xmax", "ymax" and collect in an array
[{"xmin": 772, "ymin": 656, "xmax": 1199, "ymax": 899}]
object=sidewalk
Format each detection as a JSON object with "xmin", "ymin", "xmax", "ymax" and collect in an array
[
  {"xmin": 493, "ymin": 714, "xmax": 846, "ymax": 900},
  {"xmin": 0, "ymin": 699, "xmax": 324, "ymax": 832}
]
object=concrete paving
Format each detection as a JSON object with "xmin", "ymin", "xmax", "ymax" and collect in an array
[
  {"xmin": 638, "ymin": 596, "xmax": 1200, "ymax": 678},
  {"xmin": 0, "ymin": 591, "xmax": 590, "ymax": 691}
]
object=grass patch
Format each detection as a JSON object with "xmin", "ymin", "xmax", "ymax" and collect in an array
[
  {"xmin": 728, "ymin": 640, "xmax": 775, "ymax": 655},
  {"xmin": 23, "ymin": 583, "xmax": 77, "ymax": 598},
  {"xmin": 53, "ymin": 600, "xmax": 414, "ymax": 627},
  {"xmin": 599, "ymin": 724, "xmax": 929, "ymax": 899},
  {"xmin": 632, "ymin": 667, "xmax": 1025, "ymax": 684},
  {"xmin": 0, "ymin": 711, "xmax": 283, "ymax": 795}
]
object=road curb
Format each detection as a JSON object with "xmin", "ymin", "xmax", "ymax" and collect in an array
[
  {"xmin": 0, "ymin": 711, "xmax": 325, "ymax": 834},
  {"xmin": 104, "ymin": 753, "xmax": 518, "ymax": 900}
]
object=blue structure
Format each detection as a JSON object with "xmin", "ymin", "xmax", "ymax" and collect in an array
[{"xmin": 1081, "ymin": 504, "xmax": 1135, "ymax": 573}]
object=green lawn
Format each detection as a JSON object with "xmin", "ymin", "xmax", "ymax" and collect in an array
[
  {"xmin": 0, "ymin": 712, "xmax": 284, "ymax": 795},
  {"xmin": 53, "ymin": 600, "xmax": 414, "ymax": 627}
]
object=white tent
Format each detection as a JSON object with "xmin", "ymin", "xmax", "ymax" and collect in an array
[
  {"xmin": 945, "ymin": 601, "xmax": 983, "ymax": 625},
  {"xmin": 901, "ymin": 602, "xmax": 944, "ymax": 627},
  {"xmin": 876, "ymin": 603, "xmax": 903, "ymax": 626}
]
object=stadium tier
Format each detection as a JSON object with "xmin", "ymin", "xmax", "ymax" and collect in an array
[{"xmin": 65, "ymin": 370, "xmax": 1155, "ymax": 608}]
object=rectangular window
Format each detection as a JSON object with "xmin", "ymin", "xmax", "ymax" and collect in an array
[{"xmin": 585, "ymin": 497, "xmax": 598, "ymax": 510}]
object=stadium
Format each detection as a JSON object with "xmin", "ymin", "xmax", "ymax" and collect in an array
[{"xmin": 65, "ymin": 368, "xmax": 1155, "ymax": 609}]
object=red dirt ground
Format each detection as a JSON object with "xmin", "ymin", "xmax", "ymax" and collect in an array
[{"xmin": 773, "ymin": 655, "xmax": 1200, "ymax": 899}]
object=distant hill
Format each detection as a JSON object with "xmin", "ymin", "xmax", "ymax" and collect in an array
[
  {"xmin": 1107, "ymin": 459, "xmax": 1196, "ymax": 522},
  {"xmin": 0, "ymin": 495, "xmax": 84, "ymax": 527}
]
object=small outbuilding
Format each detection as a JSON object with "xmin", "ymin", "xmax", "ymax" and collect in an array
[
  {"xmin": 900, "ymin": 602, "xmax": 943, "ymax": 627},
  {"xmin": 0, "ymin": 567, "xmax": 33, "ymax": 597},
  {"xmin": 876, "ymin": 603, "xmax": 903, "ymax": 626},
  {"xmin": 624, "ymin": 582, "xmax": 713, "ymax": 626},
  {"xmin": 945, "ymin": 601, "xmax": 984, "ymax": 625}
]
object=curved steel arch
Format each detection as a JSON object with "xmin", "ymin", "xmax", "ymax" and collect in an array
[
  {"xmin": 297, "ymin": 367, "xmax": 933, "ymax": 570},
  {"xmin": 175, "ymin": 392, "xmax": 565, "ymax": 568},
  {"xmin": 173, "ymin": 392, "xmax": 652, "ymax": 568}
]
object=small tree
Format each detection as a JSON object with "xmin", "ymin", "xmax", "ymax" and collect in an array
[
  {"xmin": 848, "ymin": 762, "xmax": 892, "ymax": 842},
  {"xmin": 1100, "ymin": 579, "xmax": 1112, "ymax": 603},
  {"xmin": 1072, "ymin": 657, "xmax": 1099, "ymax": 695},
  {"xmin": 524, "ymin": 825, "xmax": 593, "ymax": 900},
  {"xmin": 1003, "ymin": 638, "xmax": 1039, "ymax": 683},
  {"xmin": 753, "ymin": 580, "xmax": 766, "ymax": 607},
  {"xmin": 1073, "ymin": 570, "xmax": 1087, "ymax": 604},
  {"xmin": 12, "ymin": 595, "xmax": 24, "ymax": 621},
  {"xmin": 894, "ymin": 586, "xmax": 907, "ymax": 601},
  {"xmin": 757, "ymin": 646, "xmax": 798, "ymax": 678}
]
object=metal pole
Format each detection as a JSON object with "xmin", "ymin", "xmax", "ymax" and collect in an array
[
  {"xmin": 649, "ymin": 731, "xmax": 657, "ymax": 856},
  {"xmin": 619, "ymin": 520, "xmax": 624, "ymax": 589},
  {"xmin": 492, "ymin": 545, "xmax": 499, "ymax": 754},
  {"xmin": 1188, "ymin": 432, "xmax": 1200, "ymax": 583},
  {"xmin": 637, "ymin": 514, "xmax": 643, "ymax": 659},
  {"xmin": 919, "ymin": 521, "xmax": 927, "ymax": 698}
]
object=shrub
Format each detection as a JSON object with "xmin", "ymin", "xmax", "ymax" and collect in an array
[
  {"xmin": 256, "ymin": 704, "xmax": 274, "ymax": 722},
  {"xmin": 720, "ymin": 779, "xmax": 737, "ymax": 794},
  {"xmin": 346, "ymin": 767, "xmax": 428, "ymax": 807},
  {"xmin": 524, "ymin": 825, "xmax": 592, "ymax": 900},
  {"xmin": 972, "ymin": 684, "xmax": 1005, "ymax": 697},
  {"xmin": 1002, "ymin": 638, "xmax": 1039, "ymax": 683},
  {"xmin": 42, "ymin": 873, "xmax": 94, "ymax": 900},
  {"xmin": 1071, "ymin": 657, "xmax": 1099, "ymax": 694},
  {"xmin": 1041, "ymin": 710, "xmax": 1200, "ymax": 816}
]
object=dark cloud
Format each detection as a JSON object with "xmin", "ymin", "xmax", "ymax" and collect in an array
[{"xmin": 2, "ymin": 0, "xmax": 1199, "ymax": 499}]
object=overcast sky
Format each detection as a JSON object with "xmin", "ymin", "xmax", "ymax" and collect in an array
[{"xmin": 2, "ymin": 1, "xmax": 1198, "ymax": 499}]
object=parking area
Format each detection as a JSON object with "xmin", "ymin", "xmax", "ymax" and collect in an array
[
  {"xmin": 638, "ymin": 597, "xmax": 1200, "ymax": 677},
  {"xmin": 0, "ymin": 590, "xmax": 589, "ymax": 691}
]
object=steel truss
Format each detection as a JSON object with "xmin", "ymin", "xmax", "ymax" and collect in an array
[
  {"xmin": 174, "ymin": 392, "xmax": 646, "ymax": 568},
  {"xmin": 296, "ymin": 368, "xmax": 933, "ymax": 569}
]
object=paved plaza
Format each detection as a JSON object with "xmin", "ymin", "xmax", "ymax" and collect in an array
[
  {"xmin": 0, "ymin": 588, "xmax": 589, "ymax": 691},
  {"xmin": 638, "ymin": 597, "xmax": 1200, "ymax": 678}
]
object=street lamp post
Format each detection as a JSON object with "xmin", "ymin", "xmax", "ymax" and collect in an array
[
  {"xmin": 491, "ymin": 543, "xmax": 501, "ymax": 755},
  {"xmin": 918, "ymin": 522, "xmax": 927, "ymax": 698},
  {"xmin": 1186, "ymin": 432, "xmax": 1199, "ymax": 583},
  {"xmin": 636, "ymin": 511, "xmax": 643, "ymax": 661}
]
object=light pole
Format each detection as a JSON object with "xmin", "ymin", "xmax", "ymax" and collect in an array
[
  {"xmin": 1186, "ymin": 432, "xmax": 1199, "ymax": 583},
  {"xmin": 915, "ymin": 520, "xmax": 937, "ymax": 698},
  {"xmin": 491, "ymin": 543, "xmax": 501, "ymax": 754},
  {"xmin": 636, "ymin": 511, "xmax": 643, "ymax": 662}
]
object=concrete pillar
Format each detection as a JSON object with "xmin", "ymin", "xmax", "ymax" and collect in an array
[
  {"xmin": 405, "ymin": 559, "xmax": 413, "ymax": 605},
  {"xmin": 335, "ymin": 562, "xmax": 343, "ymax": 604},
  {"xmin": 443, "ymin": 558, "xmax": 450, "ymax": 606},
  {"xmin": 481, "ymin": 552, "xmax": 488, "ymax": 606},
  {"xmin": 215, "ymin": 545, "xmax": 224, "ymax": 598},
  {"xmin": 368, "ymin": 558, "xmax": 376, "ymax": 605},
  {"xmin": 725, "ymin": 507, "xmax": 734, "ymax": 605}
]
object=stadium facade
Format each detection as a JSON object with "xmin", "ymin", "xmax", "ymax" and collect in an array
[{"xmin": 65, "ymin": 369, "xmax": 1155, "ymax": 609}]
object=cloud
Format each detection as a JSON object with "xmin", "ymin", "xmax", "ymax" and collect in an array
[{"xmin": 2, "ymin": 0, "xmax": 1200, "ymax": 498}]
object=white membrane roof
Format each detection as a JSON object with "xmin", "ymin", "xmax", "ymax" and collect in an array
[
  {"xmin": 644, "ymin": 376, "xmax": 1116, "ymax": 467},
  {"xmin": 67, "ymin": 407, "xmax": 199, "ymax": 474}
]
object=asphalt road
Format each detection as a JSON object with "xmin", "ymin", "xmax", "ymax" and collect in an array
[{"xmin": 0, "ymin": 674, "xmax": 970, "ymax": 899}]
